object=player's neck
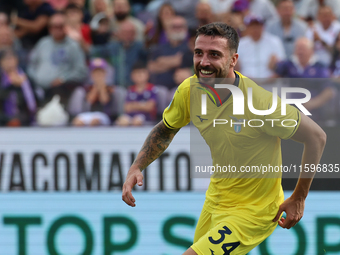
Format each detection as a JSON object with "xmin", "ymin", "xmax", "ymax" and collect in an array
[
  {"xmin": 225, "ymin": 70, "xmax": 236, "ymax": 84},
  {"xmin": 212, "ymin": 71, "xmax": 236, "ymax": 106}
]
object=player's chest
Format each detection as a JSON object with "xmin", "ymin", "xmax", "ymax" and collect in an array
[{"xmin": 190, "ymin": 94, "xmax": 261, "ymax": 145}]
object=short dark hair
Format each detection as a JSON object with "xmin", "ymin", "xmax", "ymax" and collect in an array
[
  {"xmin": 196, "ymin": 22, "xmax": 239, "ymax": 53},
  {"xmin": 132, "ymin": 61, "xmax": 147, "ymax": 71}
]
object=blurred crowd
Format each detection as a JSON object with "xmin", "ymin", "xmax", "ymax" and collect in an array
[{"xmin": 0, "ymin": 0, "xmax": 339, "ymax": 127}]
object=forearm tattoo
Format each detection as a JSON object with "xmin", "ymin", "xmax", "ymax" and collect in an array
[{"xmin": 133, "ymin": 121, "xmax": 179, "ymax": 171}]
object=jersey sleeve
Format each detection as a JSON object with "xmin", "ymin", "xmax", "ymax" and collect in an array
[
  {"xmin": 162, "ymin": 80, "xmax": 190, "ymax": 129},
  {"xmin": 260, "ymin": 96, "xmax": 301, "ymax": 140}
]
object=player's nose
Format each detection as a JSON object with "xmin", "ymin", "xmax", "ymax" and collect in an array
[{"xmin": 200, "ymin": 54, "xmax": 210, "ymax": 67}]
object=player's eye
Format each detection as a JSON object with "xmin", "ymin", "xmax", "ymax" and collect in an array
[
  {"xmin": 211, "ymin": 53, "xmax": 219, "ymax": 57},
  {"xmin": 194, "ymin": 51, "xmax": 202, "ymax": 55}
]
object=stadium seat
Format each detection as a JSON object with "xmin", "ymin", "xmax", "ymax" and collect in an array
[
  {"xmin": 112, "ymin": 86, "xmax": 127, "ymax": 116},
  {"xmin": 67, "ymin": 85, "xmax": 125, "ymax": 120},
  {"xmin": 67, "ymin": 87, "xmax": 87, "ymax": 117}
]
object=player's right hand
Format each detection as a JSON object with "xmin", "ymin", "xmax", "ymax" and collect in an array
[{"xmin": 122, "ymin": 166, "xmax": 144, "ymax": 207}]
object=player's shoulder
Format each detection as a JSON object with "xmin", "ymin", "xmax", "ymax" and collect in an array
[
  {"xmin": 237, "ymin": 71, "xmax": 269, "ymax": 91},
  {"xmin": 238, "ymin": 72, "xmax": 264, "ymax": 92},
  {"xmin": 237, "ymin": 71, "xmax": 275, "ymax": 109},
  {"xmin": 176, "ymin": 74, "xmax": 197, "ymax": 94},
  {"xmin": 236, "ymin": 71, "xmax": 260, "ymax": 90}
]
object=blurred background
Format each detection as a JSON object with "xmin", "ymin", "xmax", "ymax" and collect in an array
[{"xmin": 0, "ymin": 0, "xmax": 340, "ymax": 254}]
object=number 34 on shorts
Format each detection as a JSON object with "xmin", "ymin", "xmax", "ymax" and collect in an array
[
  {"xmin": 209, "ymin": 226, "xmax": 240, "ymax": 254},
  {"xmin": 192, "ymin": 223, "xmax": 242, "ymax": 255}
]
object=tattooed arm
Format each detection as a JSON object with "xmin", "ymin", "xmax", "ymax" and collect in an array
[{"xmin": 122, "ymin": 121, "xmax": 180, "ymax": 207}]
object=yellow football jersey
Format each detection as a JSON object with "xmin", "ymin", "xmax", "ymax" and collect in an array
[{"xmin": 163, "ymin": 71, "xmax": 301, "ymax": 225}]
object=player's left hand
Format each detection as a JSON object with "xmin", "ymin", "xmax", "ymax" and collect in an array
[{"xmin": 272, "ymin": 196, "xmax": 305, "ymax": 229}]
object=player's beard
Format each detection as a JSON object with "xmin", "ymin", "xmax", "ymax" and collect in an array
[{"xmin": 194, "ymin": 64, "xmax": 229, "ymax": 86}]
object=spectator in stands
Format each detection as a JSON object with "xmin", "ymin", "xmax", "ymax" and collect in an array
[
  {"xmin": 89, "ymin": 0, "xmax": 113, "ymax": 18},
  {"xmin": 68, "ymin": 0, "xmax": 91, "ymax": 24},
  {"xmin": 65, "ymin": 3, "xmax": 92, "ymax": 53},
  {"xmin": 146, "ymin": 0, "xmax": 198, "ymax": 29},
  {"xmin": 164, "ymin": 66, "xmax": 193, "ymax": 103},
  {"xmin": 0, "ymin": 50, "xmax": 36, "ymax": 126},
  {"xmin": 195, "ymin": 2, "xmax": 214, "ymax": 28},
  {"xmin": 231, "ymin": 0, "xmax": 249, "ymax": 14},
  {"xmin": 173, "ymin": 67, "xmax": 193, "ymax": 87},
  {"xmin": 148, "ymin": 16, "xmax": 192, "ymax": 90},
  {"xmin": 170, "ymin": 67, "xmax": 193, "ymax": 97},
  {"xmin": 90, "ymin": 13, "xmax": 111, "ymax": 45},
  {"xmin": 222, "ymin": 0, "xmax": 248, "ymax": 37},
  {"xmin": 130, "ymin": 0, "xmax": 148, "ymax": 16},
  {"xmin": 146, "ymin": 0, "xmax": 199, "ymax": 29},
  {"xmin": 90, "ymin": 20, "xmax": 146, "ymax": 87},
  {"xmin": 187, "ymin": 28, "xmax": 196, "ymax": 59},
  {"xmin": 331, "ymin": 32, "xmax": 340, "ymax": 78},
  {"xmin": 210, "ymin": 0, "xmax": 277, "ymax": 23},
  {"xmin": 207, "ymin": 0, "xmax": 237, "ymax": 18},
  {"xmin": 306, "ymin": 5, "xmax": 340, "ymax": 67},
  {"xmin": 167, "ymin": 0, "xmax": 199, "ymax": 30},
  {"xmin": 266, "ymin": 0, "xmax": 307, "ymax": 58},
  {"xmin": 0, "ymin": 13, "xmax": 9, "ymax": 26},
  {"xmin": 0, "ymin": 25, "xmax": 25, "ymax": 69},
  {"xmin": 248, "ymin": 0, "xmax": 278, "ymax": 22},
  {"xmin": 27, "ymin": 12, "xmax": 87, "ymax": 106},
  {"xmin": 0, "ymin": 0, "xmax": 25, "ymax": 18},
  {"xmin": 146, "ymin": 3, "xmax": 175, "ymax": 48},
  {"xmin": 116, "ymin": 62, "xmax": 157, "ymax": 126},
  {"xmin": 72, "ymin": 58, "xmax": 114, "ymax": 126},
  {"xmin": 237, "ymin": 15, "xmax": 286, "ymax": 79},
  {"xmin": 47, "ymin": 0, "xmax": 69, "ymax": 11},
  {"xmin": 274, "ymin": 37, "xmax": 335, "ymax": 122},
  {"xmin": 14, "ymin": 0, "xmax": 55, "ymax": 52},
  {"xmin": 88, "ymin": 0, "xmax": 114, "ymax": 45},
  {"xmin": 0, "ymin": 26, "xmax": 20, "ymax": 52},
  {"xmin": 112, "ymin": 0, "xmax": 145, "ymax": 42},
  {"xmin": 223, "ymin": 0, "xmax": 249, "ymax": 37},
  {"xmin": 297, "ymin": 0, "xmax": 340, "ymax": 21}
]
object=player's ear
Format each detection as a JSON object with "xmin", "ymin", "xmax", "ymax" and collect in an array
[{"xmin": 230, "ymin": 53, "xmax": 239, "ymax": 67}]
